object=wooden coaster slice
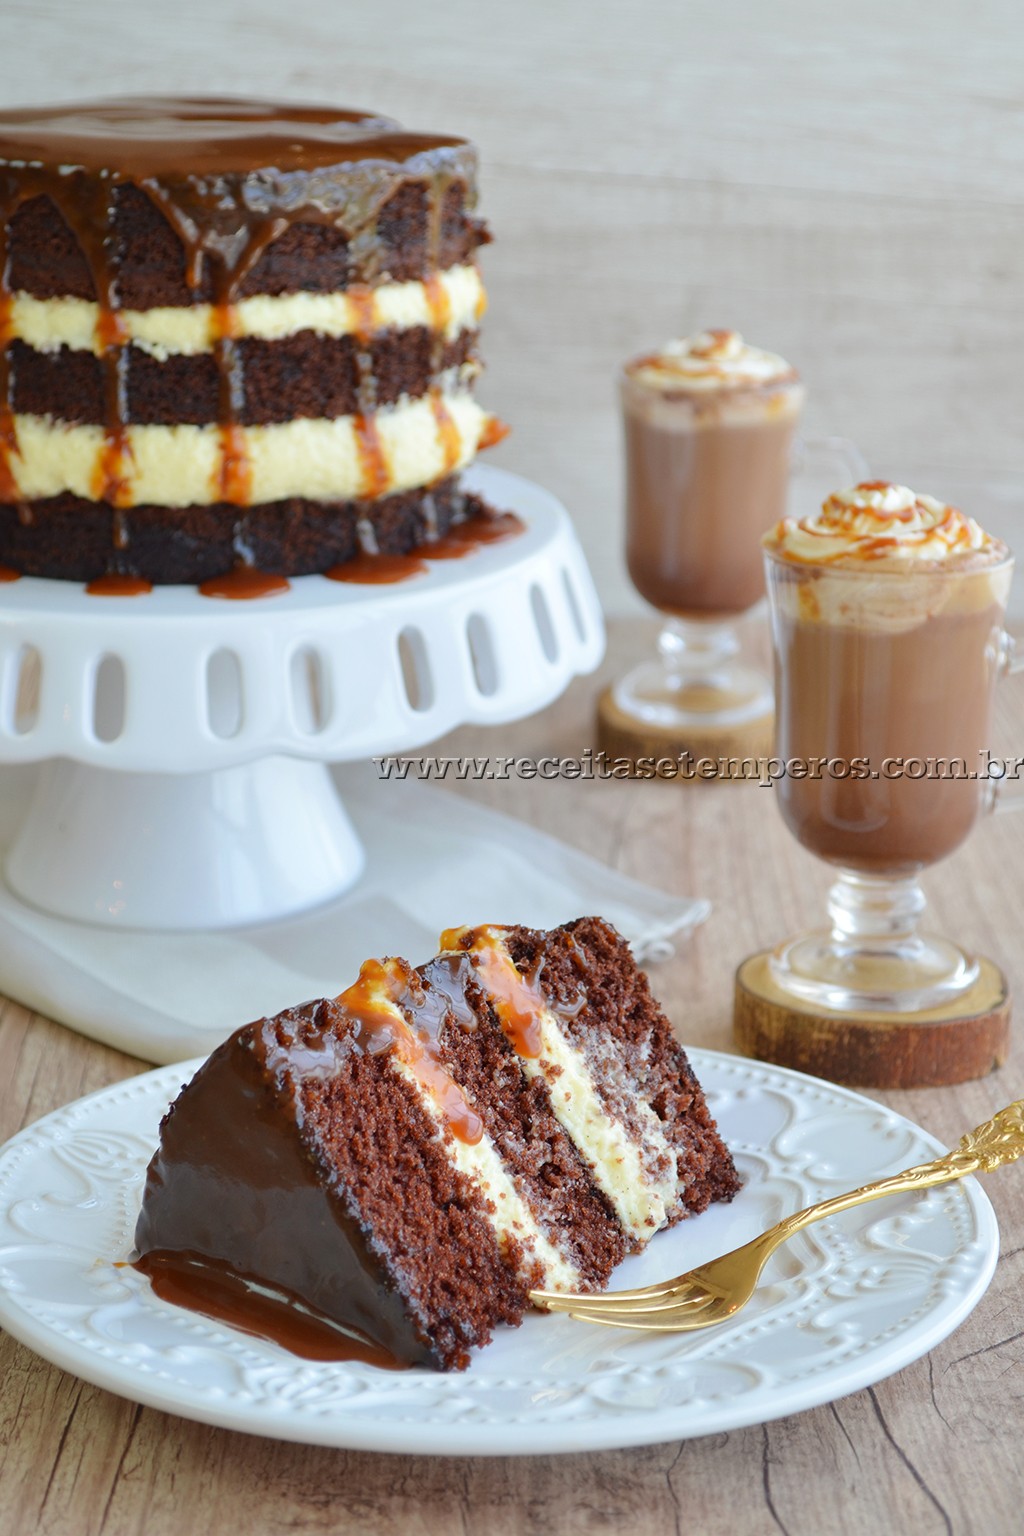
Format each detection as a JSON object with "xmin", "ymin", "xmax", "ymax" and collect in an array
[
  {"xmin": 596, "ymin": 686, "xmax": 773, "ymax": 782},
  {"xmin": 733, "ymin": 950, "xmax": 1010, "ymax": 1089}
]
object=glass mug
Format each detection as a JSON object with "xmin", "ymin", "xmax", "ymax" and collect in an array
[
  {"xmin": 616, "ymin": 364, "xmax": 865, "ymax": 733},
  {"xmin": 764, "ymin": 544, "xmax": 1020, "ymax": 1012}
]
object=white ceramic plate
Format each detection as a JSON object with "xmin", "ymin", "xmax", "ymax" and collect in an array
[{"xmin": 0, "ymin": 1050, "xmax": 997, "ymax": 1455}]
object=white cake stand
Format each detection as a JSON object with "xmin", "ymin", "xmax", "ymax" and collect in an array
[{"xmin": 0, "ymin": 466, "xmax": 604, "ymax": 931}]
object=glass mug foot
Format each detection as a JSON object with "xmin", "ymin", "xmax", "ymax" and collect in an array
[
  {"xmin": 769, "ymin": 931, "xmax": 980, "ymax": 1014},
  {"xmin": 612, "ymin": 618, "xmax": 773, "ymax": 731},
  {"xmin": 769, "ymin": 870, "xmax": 980, "ymax": 1014}
]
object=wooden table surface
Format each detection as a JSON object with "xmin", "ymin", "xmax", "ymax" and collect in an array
[{"xmin": 2, "ymin": 617, "xmax": 1023, "ymax": 1536}]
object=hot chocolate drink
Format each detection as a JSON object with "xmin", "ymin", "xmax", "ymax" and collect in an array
[
  {"xmin": 763, "ymin": 483, "xmax": 1011, "ymax": 875},
  {"xmin": 623, "ymin": 330, "xmax": 804, "ymax": 618}
]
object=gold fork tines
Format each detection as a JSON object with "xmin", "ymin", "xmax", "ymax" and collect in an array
[{"xmin": 529, "ymin": 1099, "xmax": 1024, "ymax": 1333}]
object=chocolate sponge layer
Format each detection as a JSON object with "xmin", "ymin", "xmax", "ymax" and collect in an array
[
  {"xmin": 8, "ymin": 181, "xmax": 486, "ymax": 305},
  {"xmin": 10, "ymin": 330, "xmax": 477, "ymax": 426},
  {"xmin": 0, "ymin": 480, "xmax": 487, "ymax": 583}
]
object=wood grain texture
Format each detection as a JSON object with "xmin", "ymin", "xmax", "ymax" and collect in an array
[
  {"xmin": 734, "ymin": 951, "xmax": 1011, "ymax": 1088},
  {"xmin": 2, "ymin": 618, "xmax": 1024, "ymax": 1534},
  {"xmin": 595, "ymin": 683, "xmax": 774, "ymax": 778}
]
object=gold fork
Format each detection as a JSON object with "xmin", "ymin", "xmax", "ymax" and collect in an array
[{"xmin": 530, "ymin": 1099, "xmax": 1024, "ymax": 1332}]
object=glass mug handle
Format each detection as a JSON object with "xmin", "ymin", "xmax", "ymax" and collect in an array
[
  {"xmin": 988, "ymin": 632, "xmax": 1024, "ymax": 814},
  {"xmin": 790, "ymin": 435, "xmax": 870, "ymax": 485}
]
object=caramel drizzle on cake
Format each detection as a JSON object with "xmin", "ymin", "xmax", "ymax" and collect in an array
[
  {"xmin": 0, "ymin": 256, "xmax": 18, "ymax": 506},
  {"xmin": 0, "ymin": 112, "xmax": 465, "ymax": 507},
  {"xmin": 440, "ymin": 924, "xmax": 550, "ymax": 1057},
  {"xmin": 209, "ymin": 300, "xmax": 252, "ymax": 505},
  {"xmin": 347, "ymin": 278, "xmax": 386, "ymax": 499},
  {"xmin": 423, "ymin": 272, "xmax": 452, "ymax": 336},
  {"xmin": 429, "ymin": 390, "xmax": 462, "ymax": 479},
  {"xmin": 335, "ymin": 957, "xmax": 484, "ymax": 1145},
  {"xmin": 84, "ymin": 571, "xmax": 152, "ymax": 595},
  {"xmin": 478, "ymin": 415, "xmax": 511, "ymax": 451},
  {"xmin": 0, "ymin": 98, "xmax": 503, "ymax": 580},
  {"xmin": 92, "ymin": 307, "xmax": 133, "ymax": 507}
]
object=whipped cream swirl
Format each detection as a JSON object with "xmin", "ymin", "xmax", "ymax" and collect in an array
[
  {"xmin": 625, "ymin": 329, "xmax": 798, "ymax": 391},
  {"xmin": 764, "ymin": 481, "xmax": 1006, "ymax": 566}
]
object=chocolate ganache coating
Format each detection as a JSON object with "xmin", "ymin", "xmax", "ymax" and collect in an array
[
  {"xmin": 133, "ymin": 1001, "xmax": 438, "ymax": 1370},
  {"xmin": 0, "ymin": 97, "xmax": 481, "ymax": 297},
  {"xmin": 133, "ymin": 962, "xmax": 530, "ymax": 1371}
]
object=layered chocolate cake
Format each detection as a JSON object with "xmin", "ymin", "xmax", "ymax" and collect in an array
[
  {"xmin": 0, "ymin": 97, "xmax": 507, "ymax": 583},
  {"xmin": 134, "ymin": 917, "xmax": 739, "ymax": 1371}
]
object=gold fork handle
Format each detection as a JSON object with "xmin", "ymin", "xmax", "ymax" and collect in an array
[
  {"xmin": 747, "ymin": 1098, "xmax": 1024, "ymax": 1271},
  {"xmin": 529, "ymin": 1101, "xmax": 1024, "ymax": 1314}
]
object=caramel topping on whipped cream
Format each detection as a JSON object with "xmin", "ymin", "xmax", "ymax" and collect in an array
[
  {"xmin": 625, "ymin": 329, "xmax": 798, "ymax": 391},
  {"xmin": 765, "ymin": 481, "xmax": 1007, "ymax": 567}
]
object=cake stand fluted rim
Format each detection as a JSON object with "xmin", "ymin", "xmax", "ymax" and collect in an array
[{"xmin": 0, "ymin": 465, "xmax": 605, "ymax": 771}]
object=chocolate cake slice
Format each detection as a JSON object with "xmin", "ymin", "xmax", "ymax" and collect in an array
[{"xmin": 134, "ymin": 919, "xmax": 739, "ymax": 1371}]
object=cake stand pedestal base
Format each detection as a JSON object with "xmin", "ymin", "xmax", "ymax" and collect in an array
[
  {"xmin": 733, "ymin": 949, "xmax": 1011, "ymax": 1088},
  {"xmin": 596, "ymin": 686, "xmax": 773, "ymax": 782},
  {"xmin": 3, "ymin": 756, "xmax": 366, "ymax": 930}
]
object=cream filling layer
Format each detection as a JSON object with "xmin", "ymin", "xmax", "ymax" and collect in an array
[
  {"xmin": 444, "ymin": 927, "xmax": 680, "ymax": 1244},
  {"xmin": 7, "ymin": 388, "xmax": 491, "ymax": 506},
  {"xmin": 9, "ymin": 263, "xmax": 486, "ymax": 358},
  {"xmin": 388, "ymin": 1057, "xmax": 581, "ymax": 1294},
  {"xmin": 511, "ymin": 1007, "xmax": 678, "ymax": 1244}
]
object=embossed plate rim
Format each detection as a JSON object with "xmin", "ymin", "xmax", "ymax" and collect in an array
[{"xmin": 0, "ymin": 1049, "xmax": 999, "ymax": 1455}]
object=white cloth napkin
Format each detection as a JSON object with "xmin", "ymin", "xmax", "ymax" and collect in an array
[{"xmin": 0, "ymin": 763, "xmax": 708, "ymax": 1065}]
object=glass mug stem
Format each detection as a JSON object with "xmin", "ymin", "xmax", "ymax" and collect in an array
[
  {"xmin": 769, "ymin": 870, "xmax": 980, "ymax": 1013},
  {"xmin": 658, "ymin": 617, "xmax": 740, "ymax": 678},
  {"xmin": 828, "ymin": 869, "xmax": 926, "ymax": 943},
  {"xmin": 633, "ymin": 617, "xmax": 770, "ymax": 729},
  {"xmin": 615, "ymin": 619, "xmax": 771, "ymax": 729}
]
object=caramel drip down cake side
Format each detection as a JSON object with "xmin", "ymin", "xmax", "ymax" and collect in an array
[{"xmin": 0, "ymin": 98, "xmax": 506, "ymax": 582}]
